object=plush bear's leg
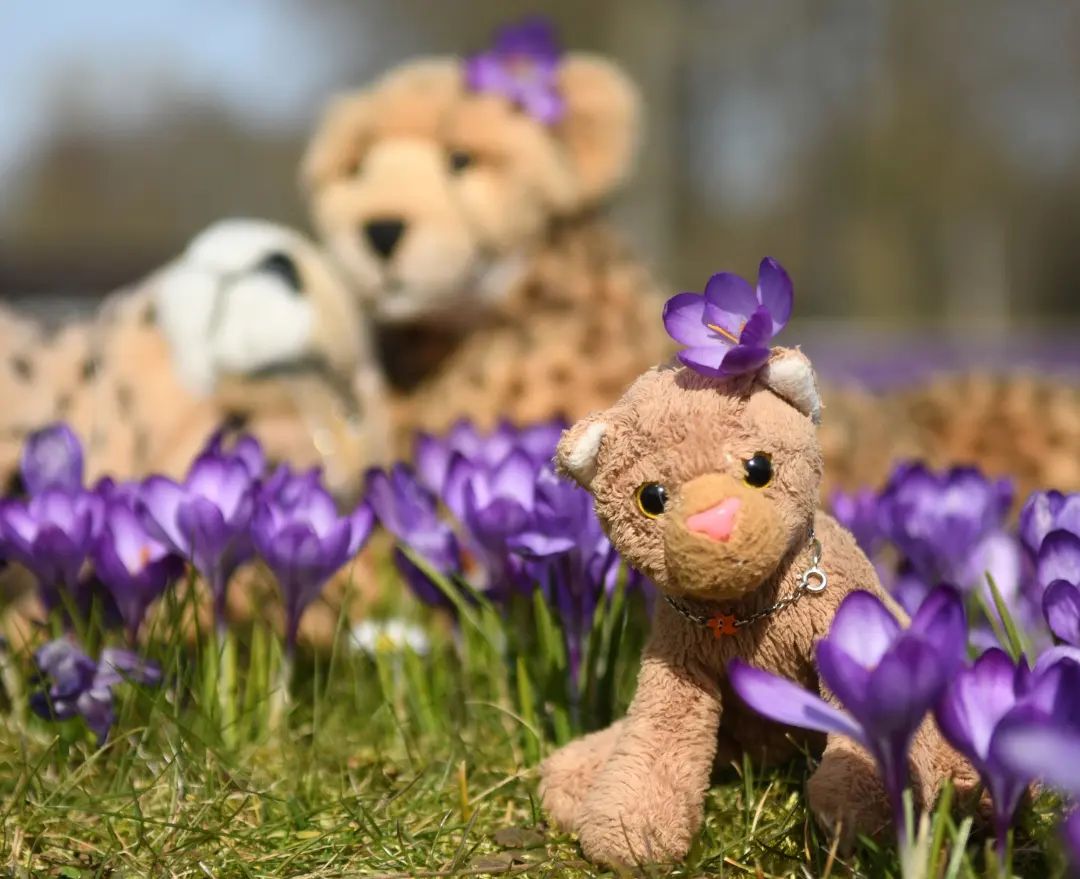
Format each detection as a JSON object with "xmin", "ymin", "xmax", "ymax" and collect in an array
[
  {"xmin": 574, "ymin": 650, "xmax": 722, "ymax": 869},
  {"xmin": 809, "ymin": 718, "xmax": 974, "ymax": 851},
  {"xmin": 539, "ymin": 719, "xmax": 626, "ymax": 832},
  {"xmin": 807, "ymin": 735, "xmax": 892, "ymax": 850}
]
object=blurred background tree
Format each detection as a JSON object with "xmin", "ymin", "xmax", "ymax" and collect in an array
[{"xmin": 2, "ymin": 0, "xmax": 1078, "ymax": 341}]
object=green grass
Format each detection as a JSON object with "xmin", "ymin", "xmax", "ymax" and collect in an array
[{"xmin": 0, "ymin": 561, "xmax": 1069, "ymax": 878}]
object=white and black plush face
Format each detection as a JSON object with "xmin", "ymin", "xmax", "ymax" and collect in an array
[{"xmin": 155, "ymin": 219, "xmax": 361, "ymax": 396}]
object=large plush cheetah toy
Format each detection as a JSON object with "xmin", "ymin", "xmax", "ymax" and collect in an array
[
  {"xmin": 301, "ymin": 19, "xmax": 669, "ymax": 440},
  {"xmin": 0, "ymin": 219, "xmax": 388, "ymax": 497}
]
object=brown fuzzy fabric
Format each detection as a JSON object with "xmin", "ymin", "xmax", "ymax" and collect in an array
[
  {"xmin": 820, "ymin": 373, "xmax": 1080, "ymax": 498},
  {"xmin": 540, "ymin": 349, "xmax": 976, "ymax": 869},
  {"xmin": 397, "ymin": 215, "xmax": 669, "ymax": 436}
]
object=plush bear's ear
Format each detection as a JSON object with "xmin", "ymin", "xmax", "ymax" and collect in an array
[
  {"xmin": 300, "ymin": 92, "xmax": 372, "ymax": 193},
  {"xmin": 555, "ymin": 416, "xmax": 608, "ymax": 489},
  {"xmin": 554, "ymin": 54, "xmax": 641, "ymax": 206},
  {"xmin": 761, "ymin": 347, "xmax": 822, "ymax": 424}
]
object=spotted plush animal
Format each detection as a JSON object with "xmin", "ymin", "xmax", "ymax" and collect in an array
[
  {"xmin": 301, "ymin": 38, "xmax": 670, "ymax": 441},
  {"xmin": 819, "ymin": 374, "xmax": 1080, "ymax": 499},
  {"xmin": 0, "ymin": 220, "xmax": 389, "ymax": 498}
]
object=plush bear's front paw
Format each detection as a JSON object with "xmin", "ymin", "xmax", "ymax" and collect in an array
[
  {"xmin": 539, "ymin": 721, "xmax": 626, "ymax": 832},
  {"xmin": 808, "ymin": 746, "xmax": 891, "ymax": 850},
  {"xmin": 576, "ymin": 807, "xmax": 692, "ymax": 869},
  {"xmin": 575, "ymin": 775, "xmax": 697, "ymax": 868}
]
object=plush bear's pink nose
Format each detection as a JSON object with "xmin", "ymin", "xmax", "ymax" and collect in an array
[{"xmin": 686, "ymin": 497, "xmax": 742, "ymax": 542}]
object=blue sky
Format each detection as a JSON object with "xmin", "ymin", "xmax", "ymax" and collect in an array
[{"xmin": 0, "ymin": 1, "xmax": 385, "ymax": 188}]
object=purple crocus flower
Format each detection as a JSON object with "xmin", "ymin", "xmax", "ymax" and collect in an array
[
  {"xmin": 510, "ymin": 469, "xmax": 621, "ymax": 683},
  {"xmin": 137, "ymin": 448, "xmax": 259, "ymax": 629},
  {"xmin": 365, "ymin": 465, "xmax": 465, "ymax": 609},
  {"xmin": 877, "ymin": 463, "xmax": 1021, "ymax": 622},
  {"xmin": 1019, "ymin": 490, "xmax": 1080, "ymax": 556},
  {"xmin": 464, "ymin": 17, "xmax": 565, "ymax": 125},
  {"xmin": 261, "ymin": 464, "xmax": 324, "ymax": 512},
  {"xmin": 1039, "ymin": 529, "xmax": 1080, "ymax": 648},
  {"xmin": 0, "ymin": 488, "xmax": 104, "ymax": 611},
  {"xmin": 253, "ymin": 478, "xmax": 374, "ymax": 653},
  {"xmin": 20, "ymin": 423, "xmax": 84, "ymax": 495},
  {"xmin": 93, "ymin": 497, "xmax": 184, "ymax": 642},
  {"xmin": 663, "ymin": 258, "xmax": 794, "ymax": 377},
  {"xmin": 202, "ymin": 430, "xmax": 266, "ymax": 479},
  {"xmin": 933, "ymin": 648, "xmax": 1038, "ymax": 852},
  {"xmin": 830, "ymin": 488, "xmax": 884, "ymax": 558},
  {"xmin": 415, "ymin": 419, "xmax": 564, "ymax": 497},
  {"xmin": 730, "ymin": 586, "xmax": 967, "ymax": 836},
  {"xmin": 879, "ymin": 463, "xmax": 1014, "ymax": 585},
  {"xmin": 988, "ymin": 658, "xmax": 1080, "ymax": 870},
  {"xmin": 443, "ymin": 449, "xmax": 539, "ymax": 596},
  {"xmin": 31, "ymin": 639, "xmax": 161, "ymax": 744},
  {"xmin": 1045, "ymin": 581, "xmax": 1080, "ymax": 648}
]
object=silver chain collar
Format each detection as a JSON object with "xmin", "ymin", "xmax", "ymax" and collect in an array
[{"xmin": 664, "ymin": 528, "xmax": 828, "ymax": 637}]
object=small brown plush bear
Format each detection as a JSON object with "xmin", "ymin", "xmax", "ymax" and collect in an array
[{"xmin": 540, "ymin": 348, "xmax": 974, "ymax": 868}]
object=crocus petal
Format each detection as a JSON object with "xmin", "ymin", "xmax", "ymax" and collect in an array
[
  {"xmin": 175, "ymin": 498, "xmax": 230, "ymax": 578},
  {"xmin": 728, "ymin": 659, "xmax": 867, "ymax": 746},
  {"xmin": 826, "ymin": 590, "xmax": 902, "ymax": 668},
  {"xmin": 863, "ymin": 636, "xmax": 948, "ymax": 737},
  {"xmin": 492, "ymin": 449, "xmax": 537, "ymax": 510},
  {"xmin": 720, "ymin": 345, "xmax": 772, "ymax": 376},
  {"xmin": 20, "ymin": 423, "xmax": 84, "ymax": 495},
  {"xmin": 1037, "ymin": 530, "xmax": 1080, "ymax": 591},
  {"xmin": 414, "ymin": 433, "xmax": 451, "ymax": 494},
  {"xmin": 1032, "ymin": 645, "xmax": 1080, "ymax": 676},
  {"xmin": 521, "ymin": 88, "xmax": 564, "ymax": 126},
  {"xmin": 509, "ymin": 531, "xmax": 578, "ymax": 557},
  {"xmin": 1045, "ymin": 581, "xmax": 1080, "ymax": 647},
  {"xmin": 703, "ymin": 272, "xmax": 758, "ymax": 319},
  {"xmin": 137, "ymin": 477, "xmax": 188, "ymax": 554},
  {"xmin": 442, "ymin": 453, "xmax": 475, "ymax": 521},
  {"xmin": 677, "ymin": 346, "xmax": 732, "ymax": 377},
  {"xmin": 98, "ymin": 648, "xmax": 163, "ymax": 687},
  {"xmin": 909, "ymin": 584, "xmax": 967, "ymax": 673},
  {"xmin": 934, "ymin": 648, "xmax": 1022, "ymax": 763},
  {"xmin": 347, "ymin": 502, "xmax": 375, "ymax": 556},
  {"xmin": 661, "ymin": 293, "xmax": 713, "ymax": 347},
  {"xmin": 737, "ymin": 306, "xmax": 775, "ymax": 349},
  {"xmin": 756, "ymin": 257, "xmax": 793, "ymax": 333},
  {"xmin": 815, "ymin": 640, "xmax": 872, "ymax": 715},
  {"xmin": 994, "ymin": 719, "xmax": 1080, "ymax": 797}
]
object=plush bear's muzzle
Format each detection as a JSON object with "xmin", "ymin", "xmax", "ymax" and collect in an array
[{"xmin": 663, "ymin": 472, "xmax": 788, "ymax": 600}]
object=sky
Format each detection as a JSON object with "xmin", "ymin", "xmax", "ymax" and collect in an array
[{"xmin": 0, "ymin": 1, "xmax": 378, "ymax": 191}]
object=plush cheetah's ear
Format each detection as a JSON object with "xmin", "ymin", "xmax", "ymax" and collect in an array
[
  {"xmin": 300, "ymin": 91, "xmax": 373, "ymax": 193},
  {"xmin": 556, "ymin": 417, "xmax": 607, "ymax": 489},
  {"xmin": 761, "ymin": 347, "xmax": 821, "ymax": 425},
  {"xmin": 554, "ymin": 54, "xmax": 641, "ymax": 206}
]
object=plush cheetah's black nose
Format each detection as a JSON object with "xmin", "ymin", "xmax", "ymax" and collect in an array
[{"xmin": 363, "ymin": 219, "xmax": 405, "ymax": 260}]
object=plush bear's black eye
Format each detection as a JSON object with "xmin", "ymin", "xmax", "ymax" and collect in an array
[
  {"xmin": 743, "ymin": 453, "xmax": 773, "ymax": 488},
  {"xmin": 448, "ymin": 150, "xmax": 473, "ymax": 173},
  {"xmin": 635, "ymin": 482, "xmax": 668, "ymax": 518}
]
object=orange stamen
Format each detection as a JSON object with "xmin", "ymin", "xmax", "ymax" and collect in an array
[{"xmin": 706, "ymin": 323, "xmax": 741, "ymax": 345}]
